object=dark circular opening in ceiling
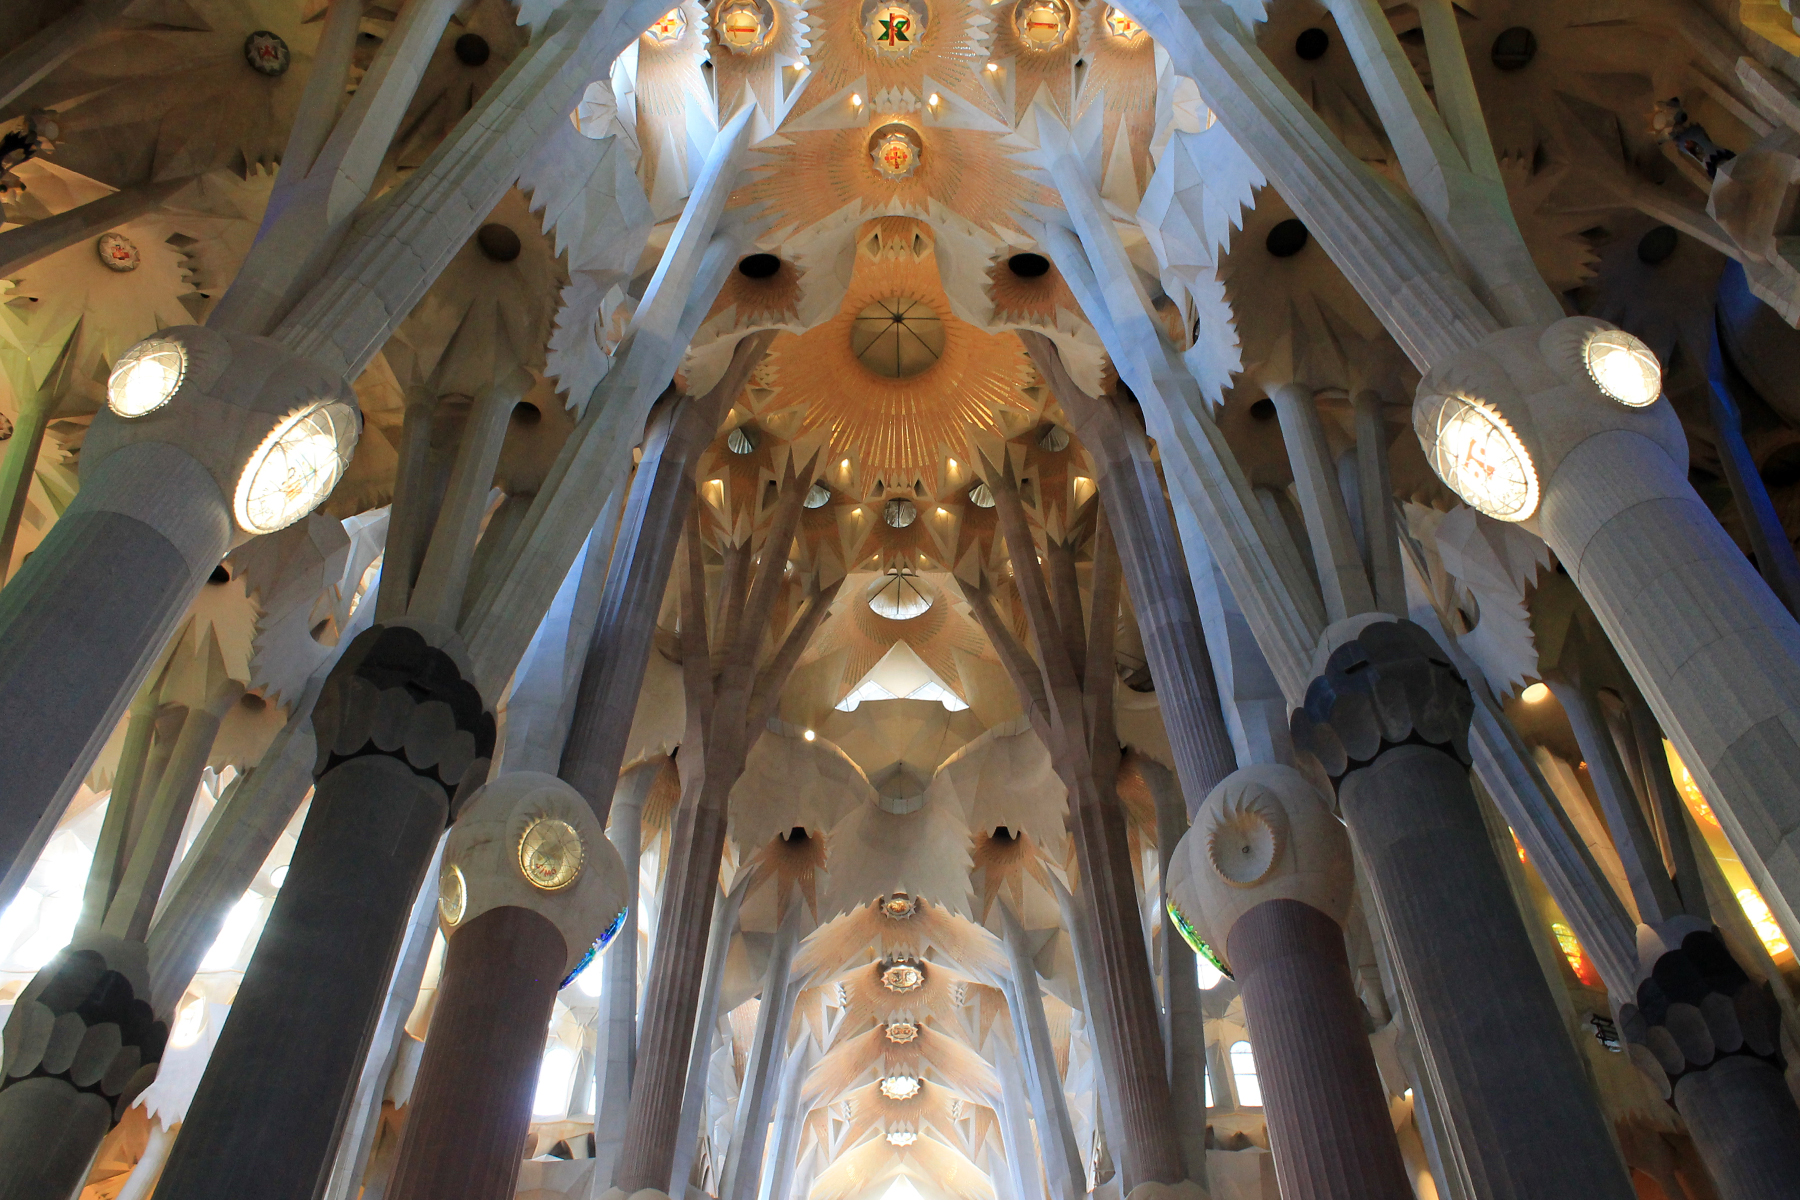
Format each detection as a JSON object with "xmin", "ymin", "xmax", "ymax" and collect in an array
[
  {"xmin": 1250, "ymin": 397, "xmax": 1277, "ymax": 421},
  {"xmin": 454, "ymin": 33, "xmax": 491, "ymax": 66},
  {"xmin": 240, "ymin": 692, "xmax": 267, "ymax": 712},
  {"xmin": 991, "ymin": 825, "xmax": 1017, "ymax": 843},
  {"xmin": 1265, "ymin": 218, "xmax": 1309, "ymax": 258},
  {"xmin": 1636, "ymin": 225, "xmax": 1679, "ymax": 265},
  {"xmin": 1295, "ymin": 28, "xmax": 1330, "ymax": 61},
  {"xmin": 208, "ymin": 564, "xmax": 231, "ymax": 585},
  {"xmin": 738, "ymin": 253, "xmax": 781, "ymax": 279},
  {"xmin": 512, "ymin": 401, "xmax": 542, "ymax": 426},
  {"xmin": 1009, "ymin": 252, "xmax": 1051, "ymax": 278},
  {"xmin": 476, "ymin": 223, "xmax": 521, "ymax": 262},
  {"xmin": 1490, "ymin": 27, "xmax": 1537, "ymax": 71}
]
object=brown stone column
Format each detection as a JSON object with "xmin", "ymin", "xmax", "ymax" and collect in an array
[
  {"xmin": 1228, "ymin": 900, "xmax": 1412, "ymax": 1200},
  {"xmin": 385, "ymin": 906, "xmax": 567, "ymax": 1200},
  {"xmin": 1169, "ymin": 763, "xmax": 1409, "ymax": 1200}
]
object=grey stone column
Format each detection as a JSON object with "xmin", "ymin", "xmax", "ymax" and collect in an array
[
  {"xmin": 586, "ymin": 768, "xmax": 653, "ymax": 1188},
  {"xmin": 1169, "ymin": 764, "xmax": 1410, "ymax": 1200},
  {"xmin": 1620, "ymin": 922, "xmax": 1800, "ymax": 1200},
  {"xmin": 998, "ymin": 900, "xmax": 1085, "ymax": 1200},
  {"xmin": 1291, "ymin": 617, "xmax": 1635, "ymax": 1200},
  {"xmin": 757, "ymin": 1032, "xmax": 813, "ymax": 1200},
  {"xmin": 720, "ymin": 902, "xmax": 802, "ymax": 1200},
  {"xmin": 151, "ymin": 623, "xmax": 494, "ymax": 1200}
]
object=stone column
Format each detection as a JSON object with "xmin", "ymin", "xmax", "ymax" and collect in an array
[
  {"xmin": 1291, "ymin": 617, "xmax": 1636, "ymax": 1200},
  {"xmin": 586, "ymin": 765, "xmax": 654, "ymax": 1188},
  {"xmin": 756, "ymin": 1032, "xmax": 812, "ymax": 1200},
  {"xmin": 719, "ymin": 902, "xmax": 802, "ymax": 1200},
  {"xmin": 1167, "ymin": 763, "xmax": 1410, "ymax": 1200},
  {"xmin": 385, "ymin": 773, "xmax": 628, "ymax": 1200},
  {"xmin": 0, "ymin": 325, "xmax": 358, "ymax": 896},
  {"xmin": 1414, "ymin": 316, "xmax": 1800, "ymax": 946},
  {"xmin": 151, "ymin": 622, "xmax": 494, "ymax": 1200},
  {"xmin": 997, "ymin": 900, "xmax": 1085, "ymax": 1200},
  {"xmin": 1619, "ymin": 920, "xmax": 1800, "ymax": 1200}
]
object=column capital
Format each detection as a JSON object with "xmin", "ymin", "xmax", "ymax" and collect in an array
[
  {"xmin": 1166, "ymin": 763, "xmax": 1354, "ymax": 975},
  {"xmin": 310, "ymin": 620, "xmax": 496, "ymax": 813},
  {"xmin": 1619, "ymin": 919, "xmax": 1786, "ymax": 1101},
  {"xmin": 1290, "ymin": 617, "xmax": 1473, "ymax": 783}
]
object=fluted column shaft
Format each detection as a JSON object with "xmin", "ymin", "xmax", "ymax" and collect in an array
[
  {"xmin": 1341, "ymin": 745, "xmax": 1630, "ymax": 1200},
  {"xmin": 1228, "ymin": 899, "xmax": 1411, "ymax": 1200},
  {"xmin": 152, "ymin": 625, "xmax": 494, "ymax": 1200},
  {"xmin": 385, "ymin": 906, "xmax": 568, "ymax": 1200}
]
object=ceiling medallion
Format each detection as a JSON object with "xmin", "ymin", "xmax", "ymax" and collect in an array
[
  {"xmin": 1015, "ymin": 0, "xmax": 1072, "ymax": 50},
  {"xmin": 645, "ymin": 8, "xmax": 688, "ymax": 42},
  {"xmin": 1103, "ymin": 5, "xmax": 1144, "ymax": 39},
  {"xmin": 882, "ymin": 891, "xmax": 918, "ymax": 919},
  {"xmin": 887, "ymin": 1127, "xmax": 919, "ymax": 1146},
  {"xmin": 716, "ymin": 0, "xmax": 773, "ymax": 53},
  {"xmin": 244, "ymin": 30, "xmax": 292, "ymax": 76},
  {"xmin": 96, "ymin": 232, "xmax": 140, "ymax": 273},
  {"xmin": 1417, "ymin": 392, "xmax": 1539, "ymax": 522},
  {"xmin": 865, "ymin": 0, "xmax": 924, "ymax": 58},
  {"xmin": 869, "ymin": 124, "xmax": 923, "ymax": 182},
  {"xmin": 885, "ymin": 1021, "xmax": 920, "ymax": 1043},
  {"xmin": 851, "ymin": 294, "xmax": 943, "ymax": 378},
  {"xmin": 518, "ymin": 816, "xmax": 585, "ymax": 891},
  {"xmin": 880, "ymin": 1074, "xmax": 922, "ymax": 1100},
  {"xmin": 881, "ymin": 959, "xmax": 925, "ymax": 992}
]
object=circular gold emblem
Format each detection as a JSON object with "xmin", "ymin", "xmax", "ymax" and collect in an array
[
  {"xmin": 882, "ymin": 892, "xmax": 918, "ymax": 919},
  {"xmin": 881, "ymin": 960, "xmax": 925, "ymax": 992},
  {"xmin": 244, "ymin": 30, "xmax": 291, "ymax": 76},
  {"xmin": 870, "ymin": 126, "xmax": 922, "ymax": 181},
  {"xmin": 439, "ymin": 863, "xmax": 467, "ymax": 925},
  {"xmin": 866, "ymin": 0, "xmax": 923, "ymax": 58},
  {"xmin": 96, "ymin": 232, "xmax": 140, "ymax": 272},
  {"xmin": 1015, "ymin": 0, "xmax": 1071, "ymax": 49},
  {"xmin": 717, "ymin": 0, "xmax": 770, "ymax": 52},
  {"xmin": 519, "ymin": 817, "xmax": 585, "ymax": 891},
  {"xmin": 885, "ymin": 1021, "xmax": 920, "ymax": 1043}
]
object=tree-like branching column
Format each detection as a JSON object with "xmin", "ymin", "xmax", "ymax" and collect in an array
[
  {"xmin": 611, "ymin": 451, "xmax": 842, "ymax": 1196},
  {"xmin": 962, "ymin": 449, "xmax": 1184, "ymax": 1193}
]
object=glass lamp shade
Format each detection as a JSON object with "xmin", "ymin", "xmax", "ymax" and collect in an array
[
  {"xmin": 1418, "ymin": 393, "xmax": 1540, "ymax": 522},
  {"xmin": 1582, "ymin": 329, "xmax": 1662, "ymax": 407},
  {"xmin": 107, "ymin": 338, "xmax": 187, "ymax": 417},
  {"xmin": 233, "ymin": 401, "xmax": 357, "ymax": 535}
]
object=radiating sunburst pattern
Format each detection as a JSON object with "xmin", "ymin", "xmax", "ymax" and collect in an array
[
  {"xmin": 788, "ymin": 0, "xmax": 1000, "ymax": 125},
  {"xmin": 1074, "ymin": 4, "xmax": 1159, "ymax": 198},
  {"xmin": 759, "ymin": 222, "xmax": 1039, "ymax": 495}
]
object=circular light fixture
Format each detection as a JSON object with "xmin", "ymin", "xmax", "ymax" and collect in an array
[
  {"xmin": 244, "ymin": 30, "xmax": 292, "ymax": 76},
  {"xmin": 96, "ymin": 232, "xmax": 140, "ymax": 272},
  {"xmin": 1582, "ymin": 329, "xmax": 1662, "ymax": 407},
  {"xmin": 727, "ymin": 425, "xmax": 758, "ymax": 454},
  {"xmin": 1015, "ymin": 0, "xmax": 1072, "ymax": 50},
  {"xmin": 887, "ymin": 1128, "xmax": 919, "ymax": 1146},
  {"xmin": 234, "ymin": 401, "xmax": 358, "ymax": 534},
  {"xmin": 108, "ymin": 338, "xmax": 188, "ymax": 417},
  {"xmin": 716, "ymin": 0, "xmax": 772, "ymax": 53},
  {"xmin": 882, "ymin": 960, "xmax": 925, "ymax": 992},
  {"xmin": 886, "ymin": 1021, "xmax": 920, "ymax": 1043},
  {"xmin": 884, "ymin": 498, "xmax": 918, "ymax": 528},
  {"xmin": 882, "ymin": 892, "xmax": 918, "ymax": 919},
  {"xmin": 1038, "ymin": 425, "xmax": 1070, "ymax": 452},
  {"xmin": 880, "ymin": 1074, "xmax": 922, "ymax": 1100},
  {"xmin": 1521, "ymin": 682, "xmax": 1551, "ymax": 703},
  {"xmin": 1418, "ymin": 393, "xmax": 1539, "ymax": 522},
  {"xmin": 439, "ymin": 863, "xmax": 467, "ymax": 925},
  {"xmin": 804, "ymin": 482, "xmax": 832, "ymax": 508},
  {"xmin": 869, "ymin": 568, "xmax": 932, "ymax": 619},
  {"xmin": 852, "ymin": 296, "xmax": 943, "ymax": 377},
  {"xmin": 968, "ymin": 482, "xmax": 995, "ymax": 508},
  {"xmin": 645, "ymin": 8, "xmax": 687, "ymax": 42},
  {"xmin": 519, "ymin": 817, "xmax": 585, "ymax": 891}
]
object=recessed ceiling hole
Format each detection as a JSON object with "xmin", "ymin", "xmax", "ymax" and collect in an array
[
  {"xmin": 454, "ymin": 33, "xmax": 491, "ymax": 66},
  {"xmin": 1009, "ymin": 252, "xmax": 1051, "ymax": 278},
  {"xmin": 1490, "ymin": 26, "xmax": 1536, "ymax": 70},
  {"xmin": 1265, "ymin": 218, "xmax": 1309, "ymax": 258},
  {"xmin": 1250, "ymin": 397, "xmax": 1277, "ymax": 421},
  {"xmin": 208, "ymin": 564, "xmax": 231, "ymax": 584},
  {"xmin": 739, "ymin": 253, "xmax": 781, "ymax": 278},
  {"xmin": 1295, "ymin": 28, "xmax": 1330, "ymax": 60},
  {"xmin": 1636, "ymin": 225, "xmax": 1679, "ymax": 265},
  {"xmin": 476, "ymin": 223, "xmax": 521, "ymax": 262},
  {"xmin": 512, "ymin": 401, "xmax": 541, "ymax": 426}
]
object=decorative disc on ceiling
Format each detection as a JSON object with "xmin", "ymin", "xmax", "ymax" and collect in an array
[
  {"xmin": 1015, "ymin": 0, "xmax": 1072, "ymax": 50},
  {"xmin": 885, "ymin": 1021, "xmax": 920, "ymax": 1043},
  {"xmin": 880, "ymin": 1074, "xmax": 922, "ymax": 1100},
  {"xmin": 851, "ymin": 295, "xmax": 943, "ymax": 377},
  {"xmin": 244, "ymin": 30, "xmax": 292, "ymax": 76},
  {"xmin": 865, "ymin": 0, "xmax": 925, "ymax": 58},
  {"xmin": 882, "ymin": 959, "xmax": 925, "ymax": 992},
  {"xmin": 96, "ymin": 232, "xmax": 140, "ymax": 272},
  {"xmin": 438, "ymin": 863, "xmax": 467, "ymax": 925},
  {"xmin": 1104, "ymin": 6, "xmax": 1144, "ymax": 39},
  {"xmin": 887, "ymin": 1127, "xmax": 919, "ymax": 1146},
  {"xmin": 882, "ymin": 891, "xmax": 919, "ymax": 918},
  {"xmin": 716, "ymin": 0, "xmax": 773, "ymax": 53},
  {"xmin": 869, "ymin": 124, "xmax": 924, "ymax": 182},
  {"xmin": 645, "ymin": 8, "xmax": 688, "ymax": 42}
]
